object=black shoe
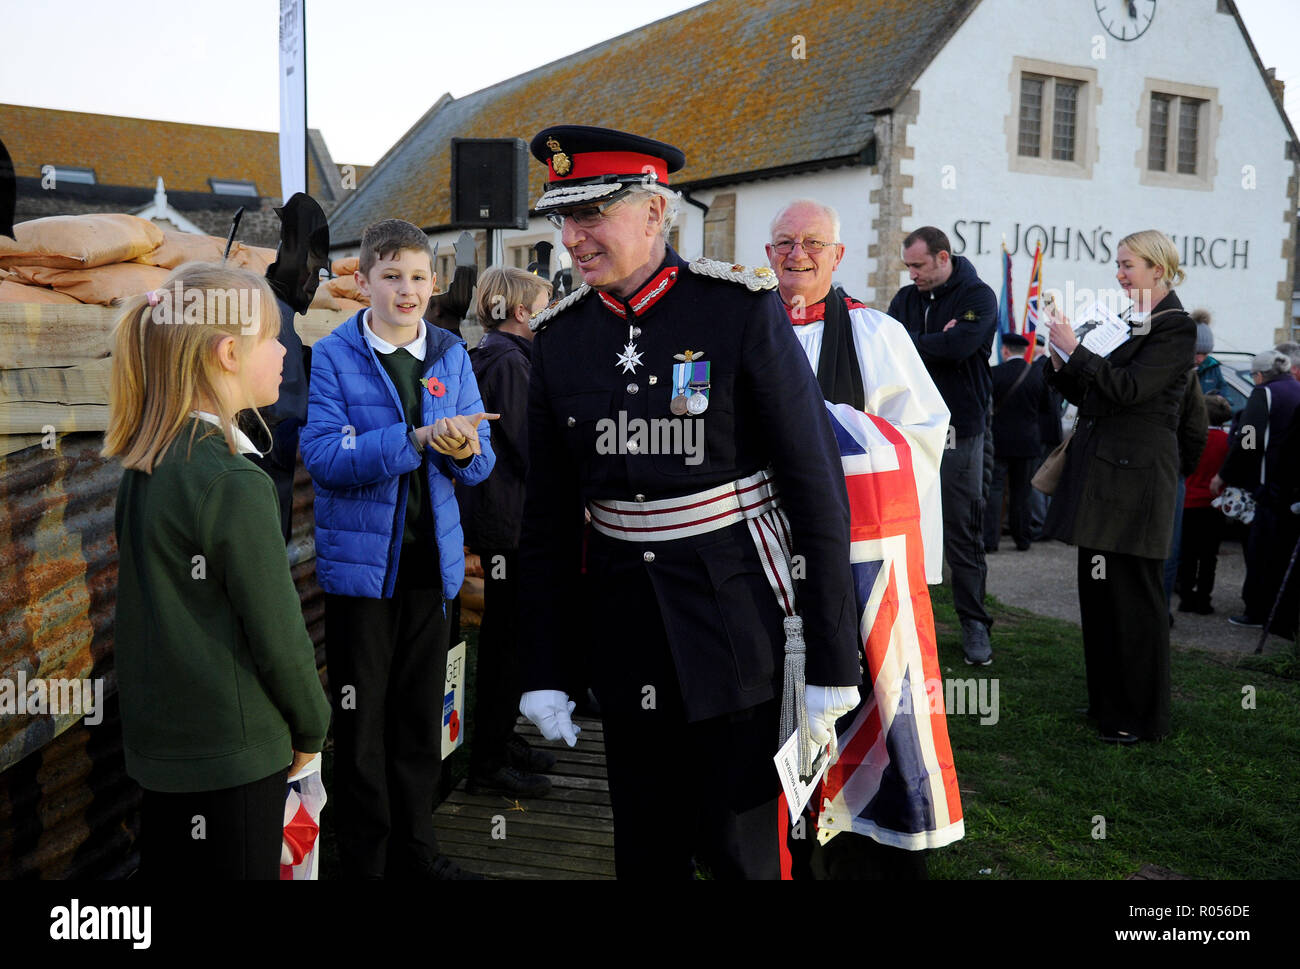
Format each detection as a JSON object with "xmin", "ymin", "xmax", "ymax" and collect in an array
[
  {"xmin": 1015, "ymin": 541, "xmax": 1031, "ymax": 551},
  {"xmin": 1099, "ymin": 729, "xmax": 1140, "ymax": 745},
  {"xmin": 1193, "ymin": 599, "xmax": 1215, "ymax": 615},
  {"xmin": 505, "ymin": 734, "xmax": 557, "ymax": 773},
  {"xmin": 1177, "ymin": 598, "xmax": 1197, "ymax": 613},
  {"xmin": 1228, "ymin": 615, "xmax": 1263, "ymax": 628},
  {"xmin": 398, "ymin": 855, "xmax": 485, "ymax": 881},
  {"xmin": 984, "ymin": 545, "xmax": 998, "ymax": 554},
  {"xmin": 468, "ymin": 764, "xmax": 552, "ymax": 797}
]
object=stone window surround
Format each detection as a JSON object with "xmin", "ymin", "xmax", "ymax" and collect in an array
[
  {"xmin": 1136, "ymin": 78, "xmax": 1220, "ymax": 191},
  {"xmin": 1005, "ymin": 56, "xmax": 1100, "ymax": 180}
]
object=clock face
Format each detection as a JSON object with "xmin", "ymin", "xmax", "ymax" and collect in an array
[{"xmin": 1095, "ymin": 0, "xmax": 1156, "ymax": 41}]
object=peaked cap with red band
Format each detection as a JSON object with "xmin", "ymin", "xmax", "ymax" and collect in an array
[{"xmin": 529, "ymin": 125, "xmax": 685, "ymax": 212}]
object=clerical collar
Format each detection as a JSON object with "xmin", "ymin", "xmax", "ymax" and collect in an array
[{"xmin": 783, "ymin": 296, "xmax": 829, "ymax": 326}]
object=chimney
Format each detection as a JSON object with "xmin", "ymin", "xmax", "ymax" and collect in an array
[{"xmin": 1267, "ymin": 66, "xmax": 1285, "ymax": 101}]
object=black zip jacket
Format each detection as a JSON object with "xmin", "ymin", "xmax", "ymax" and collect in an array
[{"xmin": 887, "ymin": 255, "xmax": 998, "ymax": 438}]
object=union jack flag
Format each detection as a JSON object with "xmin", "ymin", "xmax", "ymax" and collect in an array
[{"xmin": 812, "ymin": 402, "xmax": 964, "ymax": 850}]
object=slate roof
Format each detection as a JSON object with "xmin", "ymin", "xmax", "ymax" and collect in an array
[
  {"xmin": 328, "ymin": 0, "xmax": 982, "ymax": 243},
  {"xmin": 0, "ymin": 103, "xmax": 359, "ymax": 201}
]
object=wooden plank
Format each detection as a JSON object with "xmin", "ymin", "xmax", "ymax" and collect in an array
[
  {"xmin": 438, "ymin": 809, "xmax": 615, "ymax": 842},
  {"xmin": 437, "ymin": 839, "xmax": 614, "ymax": 877},
  {"xmin": 442, "ymin": 791, "xmax": 614, "ymax": 821},
  {"xmin": 0, "ymin": 401, "xmax": 108, "ymax": 434},
  {"xmin": 440, "ymin": 801, "xmax": 615, "ymax": 833},
  {"xmin": 0, "ymin": 358, "xmax": 113, "ymax": 406},
  {"xmin": 437, "ymin": 820, "xmax": 615, "ymax": 855},
  {"xmin": 548, "ymin": 773, "xmax": 609, "ymax": 793},
  {"xmin": 0, "ymin": 304, "xmax": 116, "ymax": 368},
  {"xmin": 0, "ymin": 434, "xmax": 44, "ymax": 458}
]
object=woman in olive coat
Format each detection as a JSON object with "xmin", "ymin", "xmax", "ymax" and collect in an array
[{"xmin": 1044, "ymin": 230, "xmax": 1197, "ymax": 743}]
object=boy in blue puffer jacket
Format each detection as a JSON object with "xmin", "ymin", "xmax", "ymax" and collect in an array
[{"xmin": 301, "ymin": 219, "xmax": 495, "ymax": 880}]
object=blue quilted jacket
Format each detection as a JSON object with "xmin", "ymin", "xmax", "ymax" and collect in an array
[{"xmin": 301, "ymin": 312, "xmax": 494, "ymax": 600}]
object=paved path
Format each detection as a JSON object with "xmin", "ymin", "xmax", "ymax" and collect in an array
[{"xmin": 982, "ymin": 534, "xmax": 1292, "ymax": 655}]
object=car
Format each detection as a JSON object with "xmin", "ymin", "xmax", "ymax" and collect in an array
[{"xmin": 1205, "ymin": 350, "xmax": 1257, "ymax": 419}]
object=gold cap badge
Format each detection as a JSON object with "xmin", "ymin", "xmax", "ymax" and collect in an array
[{"xmin": 546, "ymin": 136, "xmax": 572, "ymax": 176}]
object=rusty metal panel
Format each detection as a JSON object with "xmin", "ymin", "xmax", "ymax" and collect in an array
[{"xmin": 0, "ymin": 432, "xmax": 324, "ymax": 878}]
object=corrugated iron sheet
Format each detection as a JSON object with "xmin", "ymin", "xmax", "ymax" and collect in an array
[{"xmin": 0, "ymin": 433, "xmax": 324, "ymax": 878}]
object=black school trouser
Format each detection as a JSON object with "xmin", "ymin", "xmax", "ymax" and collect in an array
[
  {"xmin": 1077, "ymin": 547, "xmax": 1170, "ymax": 739},
  {"xmin": 591, "ymin": 571, "xmax": 783, "ymax": 880},
  {"xmin": 469, "ymin": 548, "xmax": 525, "ymax": 775},
  {"xmin": 325, "ymin": 552, "xmax": 450, "ymax": 878},
  {"xmin": 139, "ymin": 769, "xmax": 286, "ymax": 880}
]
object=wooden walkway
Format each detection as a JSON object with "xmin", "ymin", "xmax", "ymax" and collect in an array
[{"xmin": 435, "ymin": 717, "xmax": 615, "ymax": 880}]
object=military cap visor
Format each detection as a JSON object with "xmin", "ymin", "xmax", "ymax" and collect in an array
[
  {"xmin": 530, "ymin": 125, "xmax": 685, "ymax": 212},
  {"xmin": 1002, "ymin": 332, "xmax": 1030, "ymax": 349}
]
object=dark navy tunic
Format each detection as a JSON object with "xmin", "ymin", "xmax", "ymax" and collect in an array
[{"xmin": 518, "ymin": 247, "xmax": 861, "ymax": 722}]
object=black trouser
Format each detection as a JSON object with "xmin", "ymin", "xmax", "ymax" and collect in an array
[
  {"xmin": 592, "ymin": 572, "xmax": 783, "ymax": 880},
  {"xmin": 1077, "ymin": 547, "xmax": 1170, "ymax": 739},
  {"xmin": 469, "ymin": 548, "xmax": 525, "ymax": 776},
  {"xmin": 139, "ymin": 769, "xmax": 286, "ymax": 880},
  {"xmin": 941, "ymin": 433, "xmax": 991, "ymax": 627},
  {"xmin": 325, "ymin": 553, "xmax": 450, "ymax": 878},
  {"xmin": 984, "ymin": 456, "xmax": 1035, "ymax": 550},
  {"xmin": 1176, "ymin": 507, "xmax": 1223, "ymax": 606},
  {"xmin": 1242, "ymin": 503, "xmax": 1300, "ymax": 635}
]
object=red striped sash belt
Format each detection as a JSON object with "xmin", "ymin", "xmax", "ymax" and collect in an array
[{"xmin": 587, "ymin": 468, "xmax": 812, "ymax": 765}]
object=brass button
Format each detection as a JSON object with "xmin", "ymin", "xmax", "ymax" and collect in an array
[
  {"xmin": 627, "ymin": 439, "xmax": 640, "ymax": 453},
  {"xmin": 632, "ymin": 326, "xmax": 642, "ymax": 338},
  {"xmin": 566, "ymin": 416, "xmax": 576, "ymax": 427},
  {"xmin": 634, "ymin": 494, "xmax": 646, "ymax": 502},
  {"xmin": 627, "ymin": 383, "xmax": 639, "ymax": 395},
  {"xmin": 643, "ymin": 550, "xmax": 655, "ymax": 563}
]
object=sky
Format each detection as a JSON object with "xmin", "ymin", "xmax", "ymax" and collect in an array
[{"xmin": 1, "ymin": 0, "xmax": 1297, "ymax": 167}]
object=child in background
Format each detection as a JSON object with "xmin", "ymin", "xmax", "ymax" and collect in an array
[
  {"xmin": 1178, "ymin": 393, "xmax": 1233, "ymax": 614},
  {"xmin": 301, "ymin": 219, "xmax": 495, "ymax": 880},
  {"xmin": 459, "ymin": 267, "xmax": 555, "ymax": 797},
  {"xmin": 105, "ymin": 263, "xmax": 331, "ymax": 880}
]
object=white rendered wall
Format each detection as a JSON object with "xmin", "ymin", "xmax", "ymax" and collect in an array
[{"xmin": 904, "ymin": 0, "xmax": 1294, "ymax": 354}]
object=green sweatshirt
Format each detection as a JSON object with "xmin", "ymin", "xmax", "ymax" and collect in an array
[{"xmin": 113, "ymin": 418, "xmax": 331, "ymax": 792}]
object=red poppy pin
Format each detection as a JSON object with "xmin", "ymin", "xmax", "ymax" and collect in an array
[{"xmin": 421, "ymin": 376, "xmax": 446, "ymax": 398}]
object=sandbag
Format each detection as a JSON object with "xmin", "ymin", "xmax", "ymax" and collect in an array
[
  {"xmin": 326, "ymin": 273, "xmax": 367, "ymax": 303},
  {"xmin": 7, "ymin": 263, "xmax": 171, "ymax": 306},
  {"xmin": 308, "ymin": 286, "xmax": 339, "ymax": 311},
  {"xmin": 333, "ymin": 298, "xmax": 368, "ymax": 315},
  {"xmin": 331, "ymin": 256, "xmax": 359, "ymax": 277},
  {"xmin": 133, "ymin": 230, "xmax": 228, "ymax": 269},
  {"xmin": 0, "ymin": 214, "xmax": 164, "ymax": 270},
  {"xmin": 230, "ymin": 243, "xmax": 277, "ymax": 274},
  {"xmin": 0, "ymin": 280, "xmax": 81, "ymax": 304}
]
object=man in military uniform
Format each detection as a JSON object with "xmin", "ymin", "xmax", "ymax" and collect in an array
[{"xmin": 516, "ymin": 127, "xmax": 861, "ymax": 880}]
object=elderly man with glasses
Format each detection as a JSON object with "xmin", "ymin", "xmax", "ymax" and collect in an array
[
  {"xmin": 516, "ymin": 126, "xmax": 862, "ymax": 880},
  {"xmin": 764, "ymin": 200, "xmax": 960, "ymax": 880}
]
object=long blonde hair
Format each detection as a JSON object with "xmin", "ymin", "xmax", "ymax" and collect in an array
[{"xmin": 103, "ymin": 262, "xmax": 279, "ymax": 471}]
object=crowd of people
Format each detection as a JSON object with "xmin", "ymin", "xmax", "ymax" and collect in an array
[{"xmin": 101, "ymin": 122, "xmax": 1298, "ymax": 881}]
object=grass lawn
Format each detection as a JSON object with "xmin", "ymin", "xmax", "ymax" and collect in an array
[{"xmin": 925, "ymin": 584, "xmax": 1300, "ymax": 880}]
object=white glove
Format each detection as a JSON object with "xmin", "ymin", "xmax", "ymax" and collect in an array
[
  {"xmin": 519, "ymin": 690, "xmax": 580, "ymax": 747},
  {"xmin": 805, "ymin": 686, "xmax": 860, "ymax": 746}
]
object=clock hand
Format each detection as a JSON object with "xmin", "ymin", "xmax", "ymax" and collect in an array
[{"xmin": 1128, "ymin": 0, "xmax": 1137, "ymax": 17}]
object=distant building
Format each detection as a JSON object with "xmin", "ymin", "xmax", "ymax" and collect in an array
[
  {"xmin": 0, "ymin": 103, "xmax": 368, "ymax": 247},
  {"xmin": 327, "ymin": 0, "xmax": 1298, "ymax": 350}
]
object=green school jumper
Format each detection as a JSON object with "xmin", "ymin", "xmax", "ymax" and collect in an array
[{"xmin": 114, "ymin": 417, "xmax": 331, "ymax": 793}]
